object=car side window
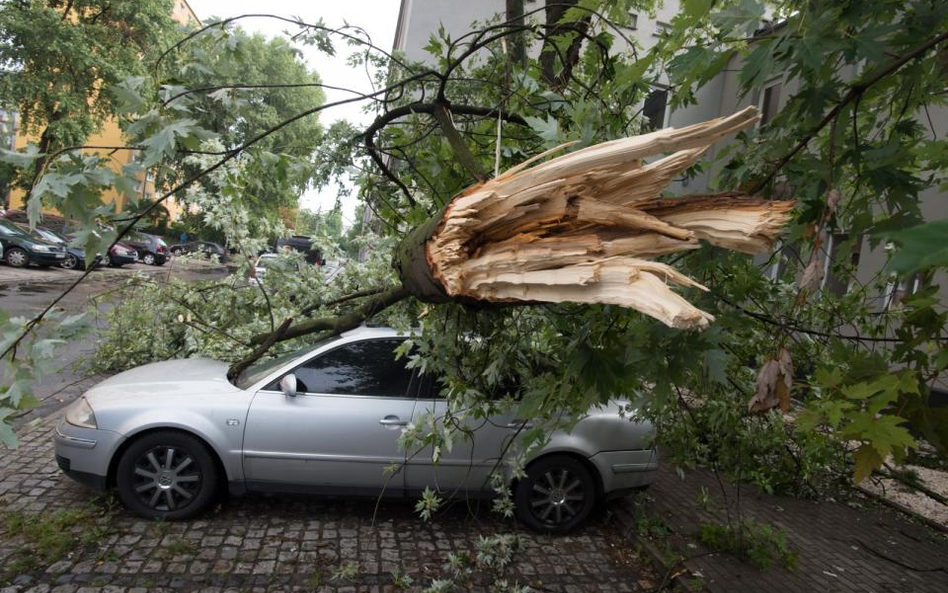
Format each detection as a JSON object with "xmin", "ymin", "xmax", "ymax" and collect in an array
[{"xmin": 291, "ymin": 339, "xmax": 416, "ymax": 398}]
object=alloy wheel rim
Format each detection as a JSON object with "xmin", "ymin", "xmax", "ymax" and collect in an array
[
  {"xmin": 8, "ymin": 250, "xmax": 26, "ymax": 266},
  {"xmin": 62, "ymin": 254, "xmax": 77, "ymax": 269},
  {"xmin": 144, "ymin": 254, "xmax": 155, "ymax": 264},
  {"xmin": 529, "ymin": 467, "xmax": 585, "ymax": 526},
  {"xmin": 131, "ymin": 446, "xmax": 202, "ymax": 511}
]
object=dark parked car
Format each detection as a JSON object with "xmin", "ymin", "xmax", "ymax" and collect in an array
[
  {"xmin": 0, "ymin": 219, "xmax": 67, "ymax": 268},
  {"xmin": 169, "ymin": 240, "xmax": 228, "ymax": 261},
  {"xmin": 104, "ymin": 242, "xmax": 138, "ymax": 267},
  {"xmin": 15, "ymin": 224, "xmax": 99, "ymax": 271},
  {"xmin": 124, "ymin": 232, "xmax": 168, "ymax": 266},
  {"xmin": 275, "ymin": 235, "xmax": 323, "ymax": 265}
]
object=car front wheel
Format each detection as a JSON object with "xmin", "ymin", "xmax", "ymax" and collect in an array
[
  {"xmin": 61, "ymin": 253, "xmax": 79, "ymax": 270},
  {"xmin": 142, "ymin": 253, "xmax": 156, "ymax": 265},
  {"xmin": 4, "ymin": 247, "xmax": 28, "ymax": 268},
  {"xmin": 116, "ymin": 431, "xmax": 219, "ymax": 520},
  {"xmin": 514, "ymin": 455, "xmax": 597, "ymax": 534}
]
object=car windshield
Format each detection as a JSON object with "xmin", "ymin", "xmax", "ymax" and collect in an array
[
  {"xmin": 0, "ymin": 221, "xmax": 29, "ymax": 237},
  {"xmin": 36, "ymin": 228, "xmax": 66, "ymax": 244},
  {"xmin": 233, "ymin": 339, "xmax": 333, "ymax": 389}
]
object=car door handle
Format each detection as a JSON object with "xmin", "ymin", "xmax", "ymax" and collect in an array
[
  {"xmin": 379, "ymin": 415, "xmax": 408, "ymax": 427},
  {"xmin": 506, "ymin": 420, "xmax": 534, "ymax": 430}
]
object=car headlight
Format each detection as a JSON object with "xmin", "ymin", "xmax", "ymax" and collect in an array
[
  {"xmin": 65, "ymin": 398, "xmax": 97, "ymax": 429},
  {"xmin": 31, "ymin": 244, "xmax": 53, "ymax": 252}
]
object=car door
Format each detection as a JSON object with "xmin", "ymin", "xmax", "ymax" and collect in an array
[
  {"xmin": 242, "ymin": 338, "xmax": 418, "ymax": 495},
  {"xmin": 404, "ymin": 375, "xmax": 522, "ymax": 496}
]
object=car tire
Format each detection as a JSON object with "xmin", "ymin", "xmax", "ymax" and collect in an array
[
  {"xmin": 514, "ymin": 455, "xmax": 597, "ymax": 534},
  {"xmin": 4, "ymin": 247, "xmax": 29, "ymax": 268},
  {"xmin": 142, "ymin": 253, "xmax": 156, "ymax": 265},
  {"xmin": 171, "ymin": 248, "xmax": 182, "ymax": 256},
  {"xmin": 115, "ymin": 431, "xmax": 220, "ymax": 520},
  {"xmin": 61, "ymin": 253, "xmax": 79, "ymax": 270}
]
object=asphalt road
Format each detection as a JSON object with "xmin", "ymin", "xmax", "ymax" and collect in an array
[{"xmin": 0, "ymin": 261, "xmax": 230, "ymax": 428}]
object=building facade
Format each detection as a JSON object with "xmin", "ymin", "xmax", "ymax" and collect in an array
[{"xmin": 4, "ymin": 0, "xmax": 201, "ymax": 220}]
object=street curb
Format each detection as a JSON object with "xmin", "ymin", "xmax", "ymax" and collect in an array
[
  {"xmin": 612, "ymin": 504, "xmax": 702, "ymax": 592},
  {"xmin": 856, "ymin": 485, "xmax": 948, "ymax": 535}
]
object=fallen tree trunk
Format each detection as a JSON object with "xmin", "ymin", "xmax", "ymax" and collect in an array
[
  {"xmin": 238, "ymin": 107, "xmax": 794, "ymax": 377},
  {"xmin": 395, "ymin": 106, "xmax": 794, "ymax": 330}
]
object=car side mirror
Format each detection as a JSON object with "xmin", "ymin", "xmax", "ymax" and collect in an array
[{"xmin": 279, "ymin": 374, "xmax": 298, "ymax": 398}]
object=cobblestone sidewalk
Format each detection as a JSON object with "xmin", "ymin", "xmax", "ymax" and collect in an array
[
  {"xmin": 0, "ymin": 412, "xmax": 655, "ymax": 592},
  {"xmin": 617, "ymin": 463, "xmax": 948, "ymax": 593}
]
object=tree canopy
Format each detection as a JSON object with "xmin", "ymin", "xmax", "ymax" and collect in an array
[{"xmin": 1, "ymin": 0, "xmax": 947, "ymax": 527}]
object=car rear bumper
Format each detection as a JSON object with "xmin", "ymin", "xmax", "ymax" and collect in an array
[
  {"xmin": 588, "ymin": 448, "xmax": 659, "ymax": 495},
  {"xmin": 53, "ymin": 419, "xmax": 124, "ymax": 491},
  {"xmin": 109, "ymin": 253, "xmax": 137, "ymax": 265}
]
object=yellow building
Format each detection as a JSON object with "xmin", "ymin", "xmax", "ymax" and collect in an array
[{"xmin": 7, "ymin": 0, "xmax": 200, "ymax": 221}]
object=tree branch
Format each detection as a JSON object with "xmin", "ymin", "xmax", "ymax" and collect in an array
[
  {"xmin": 249, "ymin": 286, "xmax": 410, "ymax": 346},
  {"xmin": 432, "ymin": 102, "xmax": 488, "ymax": 181}
]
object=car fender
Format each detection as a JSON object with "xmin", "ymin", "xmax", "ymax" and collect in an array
[{"xmin": 111, "ymin": 411, "xmax": 245, "ymax": 482}]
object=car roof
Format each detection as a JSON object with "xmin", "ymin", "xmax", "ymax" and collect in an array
[{"xmin": 338, "ymin": 326, "xmax": 414, "ymax": 340}]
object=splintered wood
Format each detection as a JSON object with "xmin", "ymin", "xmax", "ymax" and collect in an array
[{"xmin": 406, "ymin": 106, "xmax": 794, "ymax": 330}]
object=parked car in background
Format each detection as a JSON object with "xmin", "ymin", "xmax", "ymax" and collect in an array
[
  {"xmin": 169, "ymin": 241, "xmax": 228, "ymax": 262},
  {"xmin": 0, "ymin": 219, "xmax": 67, "ymax": 267},
  {"xmin": 54, "ymin": 326, "xmax": 658, "ymax": 532},
  {"xmin": 104, "ymin": 242, "xmax": 138, "ymax": 267},
  {"xmin": 249, "ymin": 252, "xmax": 279, "ymax": 282},
  {"xmin": 124, "ymin": 232, "xmax": 168, "ymax": 266},
  {"xmin": 15, "ymin": 224, "xmax": 99, "ymax": 271},
  {"xmin": 275, "ymin": 235, "xmax": 323, "ymax": 265}
]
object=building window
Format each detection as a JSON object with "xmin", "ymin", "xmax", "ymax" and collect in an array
[
  {"xmin": 643, "ymin": 88, "xmax": 668, "ymax": 131},
  {"xmin": 134, "ymin": 180, "xmax": 144, "ymax": 193},
  {"xmin": 145, "ymin": 171, "xmax": 155, "ymax": 183},
  {"xmin": 822, "ymin": 233, "xmax": 862, "ymax": 297},
  {"xmin": 630, "ymin": 14, "xmax": 638, "ymax": 30},
  {"xmin": 653, "ymin": 21, "xmax": 672, "ymax": 37},
  {"xmin": 885, "ymin": 274, "xmax": 923, "ymax": 309},
  {"xmin": 760, "ymin": 80, "xmax": 782, "ymax": 127},
  {"xmin": 768, "ymin": 240, "xmax": 800, "ymax": 282}
]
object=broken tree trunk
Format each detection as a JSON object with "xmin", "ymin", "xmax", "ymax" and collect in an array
[{"xmin": 395, "ymin": 106, "xmax": 795, "ymax": 330}]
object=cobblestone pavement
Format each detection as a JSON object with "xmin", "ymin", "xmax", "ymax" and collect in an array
[
  {"xmin": 618, "ymin": 463, "xmax": 948, "ymax": 593},
  {"xmin": 0, "ymin": 412, "xmax": 655, "ymax": 592}
]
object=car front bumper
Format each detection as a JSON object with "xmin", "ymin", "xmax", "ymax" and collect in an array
[
  {"xmin": 53, "ymin": 418, "xmax": 125, "ymax": 491},
  {"xmin": 588, "ymin": 448, "xmax": 659, "ymax": 497},
  {"xmin": 28, "ymin": 250, "xmax": 67, "ymax": 265}
]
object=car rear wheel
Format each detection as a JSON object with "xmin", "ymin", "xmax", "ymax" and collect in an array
[
  {"xmin": 514, "ymin": 455, "xmax": 597, "ymax": 534},
  {"xmin": 61, "ymin": 253, "xmax": 79, "ymax": 270},
  {"xmin": 116, "ymin": 431, "xmax": 219, "ymax": 520},
  {"xmin": 142, "ymin": 253, "xmax": 156, "ymax": 265},
  {"xmin": 4, "ymin": 247, "xmax": 28, "ymax": 268}
]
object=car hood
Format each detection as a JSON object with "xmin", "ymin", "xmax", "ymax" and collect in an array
[{"xmin": 84, "ymin": 358, "xmax": 241, "ymax": 405}]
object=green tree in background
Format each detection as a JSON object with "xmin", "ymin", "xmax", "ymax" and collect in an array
[{"xmin": 0, "ymin": 0, "xmax": 179, "ymax": 172}]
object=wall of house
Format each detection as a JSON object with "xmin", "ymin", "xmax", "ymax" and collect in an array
[{"xmin": 6, "ymin": 0, "xmax": 200, "ymax": 221}]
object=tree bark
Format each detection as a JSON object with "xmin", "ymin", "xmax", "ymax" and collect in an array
[
  {"xmin": 505, "ymin": 0, "xmax": 527, "ymax": 67},
  {"xmin": 394, "ymin": 106, "xmax": 795, "ymax": 330},
  {"xmin": 539, "ymin": 0, "xmax": 592, "ymax": 89}
]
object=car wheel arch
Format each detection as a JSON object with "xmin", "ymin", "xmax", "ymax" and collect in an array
[
  {"xmin": 513, "ymin": 449, "xmax": 605, "ymax": 500},
  {"xmin": 106, "ymin": 426, "xmax": 228, "ymax": 492}
]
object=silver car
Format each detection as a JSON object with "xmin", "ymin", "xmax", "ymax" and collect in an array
[{"xmin": 55, "ymin": 327, "xmax": 657, "ymax": 532}]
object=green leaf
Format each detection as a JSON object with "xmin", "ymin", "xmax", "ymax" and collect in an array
[
  {"xmin": 879, "ymin": 219, "xmax": 948, "ymax": 275},
  {"xmin": 852, "ymin": 444, "xmax": 882, "ymax": 483},
  {"xmin": 0, "ymin": 145, "xmax": 44, "ymax": 168}
]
